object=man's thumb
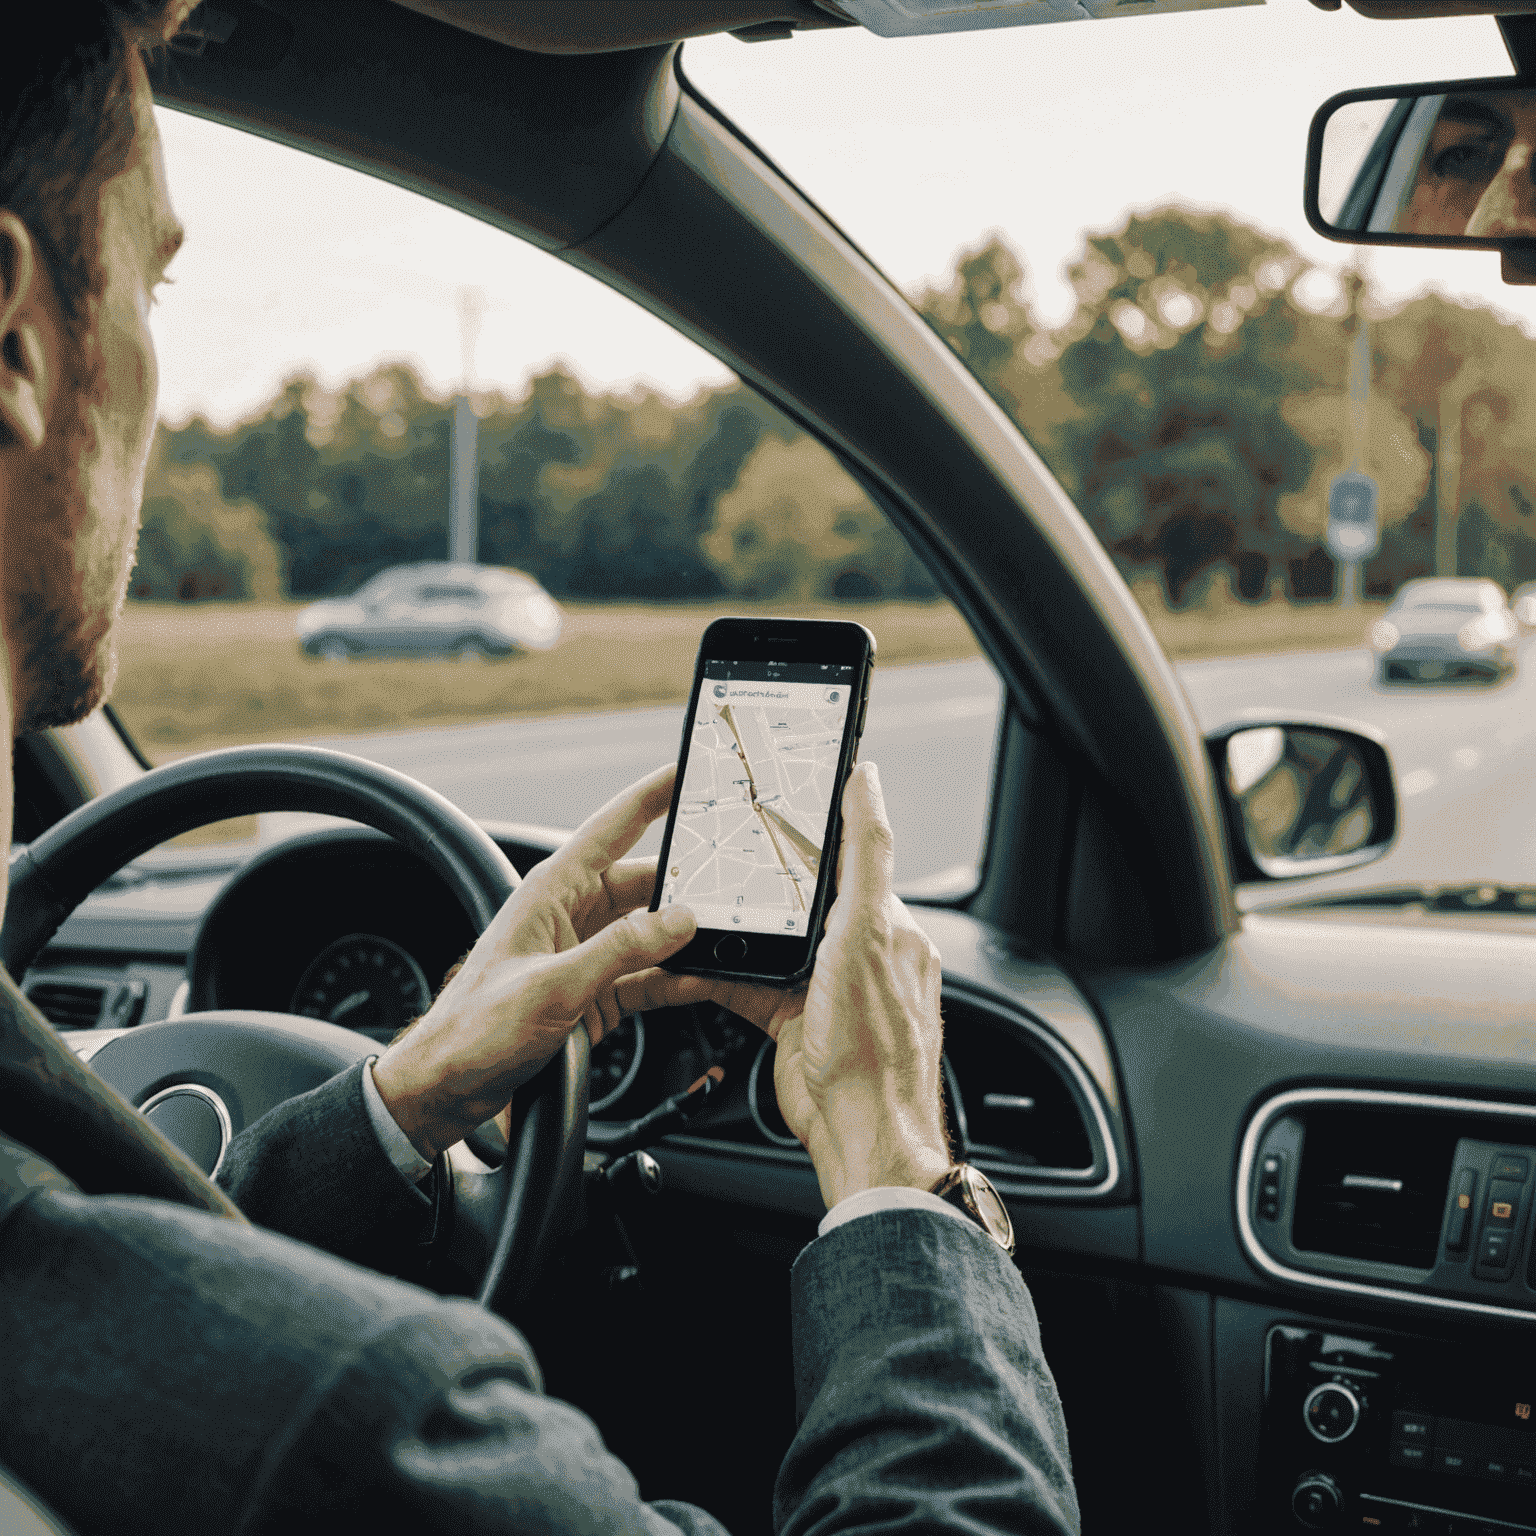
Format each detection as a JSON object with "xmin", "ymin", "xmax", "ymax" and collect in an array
[{"xmin": 551, "ymin": 905, "xmax": 696, "ymax": 1007}]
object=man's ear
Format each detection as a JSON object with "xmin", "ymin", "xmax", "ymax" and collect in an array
[{"xmin": 0, "ymin": 212, "xmax": 54, "ymax": 452}]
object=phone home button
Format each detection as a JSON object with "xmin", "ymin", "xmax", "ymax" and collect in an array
[{"xmin": 714, "ymin": 936, "xmax": 749, "ymax": 964}]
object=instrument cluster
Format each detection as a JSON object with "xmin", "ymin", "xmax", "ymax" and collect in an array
[{"xmin": 589, "ymin": 1005, "xmax": 799, "ymax": 1149}]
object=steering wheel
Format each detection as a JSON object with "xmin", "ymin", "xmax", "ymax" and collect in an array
[{"xmin": 0, "ymin": 743, "xmax": 587, "ymax": 1317}]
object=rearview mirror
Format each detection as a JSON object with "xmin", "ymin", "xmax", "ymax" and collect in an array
[
  {"xmin": 1307, "ymin": 77, "xmax": 1536, "ymax": 250},
  {"xmin": 1206, "ymin": 721, "xmax": 1398, "ymax": 882}
]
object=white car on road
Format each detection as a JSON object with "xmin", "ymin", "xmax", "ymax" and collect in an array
[
  {"xmin": 1368, "ymin": 577, "xmax": 1519, "ymax": 686},
  {"xmin": 296, "ymin": 562, "xmax": 563, "ymax": 661}
]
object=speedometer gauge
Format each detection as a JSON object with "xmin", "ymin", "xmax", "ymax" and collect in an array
[{"xmin": 290, "ymin": 933, "xmax": 433, "ymax": 1042}]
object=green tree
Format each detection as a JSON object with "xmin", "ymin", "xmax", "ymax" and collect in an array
[
  {"xmin": 1050, "ymin": 208, "xmax": 1330, "ymax": 605},
  {"xmin": 130, "ymin": 430, "xmax": 283, "ymax": 602},
  {"xmin": 703, "ymin": 435, "xmax": 934, "ymax": 601},
  {"xmin": 912, "ymin": 234, "xmax": 1078, "ymax": 474}
]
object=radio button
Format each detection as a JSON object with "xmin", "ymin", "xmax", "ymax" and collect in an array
[
  {"xmin": 1477, "ymin": 1227, "xmax": 1513, "ymax": 1275},
  {"xmin": 1289, "ymin": 1473, "xmax": 1342, "ymax": 1530},
  {"xmin": 1304, "ymin": 1382, "xmax": 1362, "ymax": 1444},
  {"xmin": 1434, "ymin": 1446, "xmax": 1473, "ymax": 1476},
  {"xmin": 1391, "ymin": 1409, "xmax": 1434, "ymax": 1443},
  {"xmin": 1388, "ymin": 1440, "xmax": 1429, "ymax": 1470},
  {"xmin": 1486, "ymin": 1179, "xmax": 1523, "ymax": 1227}
]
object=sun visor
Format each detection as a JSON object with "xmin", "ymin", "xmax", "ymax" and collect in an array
[{"xmin": 836, "ymin": 0, "xmax": 1260, "ymax": 38}]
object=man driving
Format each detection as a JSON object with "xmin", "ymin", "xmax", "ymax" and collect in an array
[{"xmin": 0, "ymin": 6, "xmax": 1078, "ymax": 1533}]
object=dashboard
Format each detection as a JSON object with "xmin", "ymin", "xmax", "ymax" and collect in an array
[{"xmin": 26, "ymin": 825, "xmax": 1130, "ymax": 1225}]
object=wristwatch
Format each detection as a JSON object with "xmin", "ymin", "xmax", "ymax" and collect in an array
[{"xmin": 930, "ymin": 1163, "xmax": 1015, "ymax": 1258}]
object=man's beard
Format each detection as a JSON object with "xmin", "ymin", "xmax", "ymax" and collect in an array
[{"xmin": 8, "ymin": 324, "xmax": 133, "ymax": 736}]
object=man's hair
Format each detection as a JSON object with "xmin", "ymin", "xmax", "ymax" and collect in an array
[{"xmin": 0, "ymin": 3, "xmax": 181, "ymax": 330}]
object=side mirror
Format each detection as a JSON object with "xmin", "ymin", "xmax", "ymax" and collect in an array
[
  {"xmin": 1206, "ymin": 721, "xmax": 1398, "ymax": 882},
  {"xmin": 1306, "ymin": 77, "xmax": 1536, "ymax": 255}
]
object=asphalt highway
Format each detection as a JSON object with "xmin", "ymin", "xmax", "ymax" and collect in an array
[
  {"xmin": 1179, "ymin": 637, "xmax": 1536, "ymax": 907},
  {"xmin": 274, "ymin": 658, "xmax": 1003, "ymax": 889},
  {"xmin": 276, "ymin": 640, "xmax": 1536, "ymax": 901}
]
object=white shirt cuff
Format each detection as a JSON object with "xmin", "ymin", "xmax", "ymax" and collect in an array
[
  {"xmin": 816, "ymin": 1184, "xmax": 976, "ymax": 1238},
  {"xmin": 363, "ymin": 1055, "xmax": 435, "ymax": 1184}
]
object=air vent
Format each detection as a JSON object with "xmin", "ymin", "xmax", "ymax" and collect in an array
[
  {"xmin": 942, "ymin": 995, "xmax": 1095, "ymax": 1175},
  {"xmin": 1292, "ymin": 1108, "xmax": 1459, "ymax": 1271},
  {"xmin": 25, "ymin": 981, "xmax": 106, "ymax": 1030}
]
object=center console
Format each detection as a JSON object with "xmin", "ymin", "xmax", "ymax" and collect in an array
[{"xmin": 1262, "ymin": 1323, "xmax": 1536, "ymax": 1532}]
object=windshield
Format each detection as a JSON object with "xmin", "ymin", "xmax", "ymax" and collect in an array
[
  {"xmin": 680, "ymin": 8, "xmax": 1536, "ymax": 913},
  {"xmin": 115, "ymin": 6, "xmax": 1536, "ymax": 911}
]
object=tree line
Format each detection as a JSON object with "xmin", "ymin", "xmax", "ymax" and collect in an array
[{"xmin": 134, "ymin": 206, "xmax": 1536, "ymax": 608}]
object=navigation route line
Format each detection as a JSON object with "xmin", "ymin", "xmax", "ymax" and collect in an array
[{"xmin": 717, "ymin": 702, "xmax": 806, "ymax": 910}]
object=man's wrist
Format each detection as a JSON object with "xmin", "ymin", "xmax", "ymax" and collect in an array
[
  {"xmin": 819, "ymin": 1142, "xmax": 953, "ymax": 1210},
  {"xmin": 369, "ymin": 1046, "xmax": 445, "ymax": 1163},
  {"xmin": 362, "ymin": 1056, "xmax": 435, "ymax": 1184}
]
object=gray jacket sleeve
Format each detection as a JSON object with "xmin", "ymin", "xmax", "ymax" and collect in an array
[
  {"xmin": 776, "ymin": 1207, "xmax": 1080, "ymax": 1535},
  {"xmin": 0, "ymin": 1155, "xmax": 1075, "ymax": 1536},
  {"xmin": 215, "ymin": 1058, "xmax": 447, "ymax": 1275}
]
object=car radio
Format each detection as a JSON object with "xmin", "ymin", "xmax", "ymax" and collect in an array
[{"xmin": 1263, "ymin": 1324, "xmax": 1536, "ymax": 1532}]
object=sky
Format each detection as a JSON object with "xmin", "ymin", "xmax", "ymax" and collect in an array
[{"xmin": 150, "ymin": 2, "xmax": 1525, "ymax": 430}]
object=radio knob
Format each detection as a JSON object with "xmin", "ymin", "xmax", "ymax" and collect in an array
[
  {"xmin": 1290, "ymin": 1472, "xmax": 1343, "ymax": 1529},
  {"xmin": 1302, "ymin": 1382, "xmax": 1362, "ymax": 1443}
]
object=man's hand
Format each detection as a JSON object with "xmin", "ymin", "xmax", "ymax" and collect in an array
[
  {"xmin": 704, "ymin": 763, "xmax": 953, "ymax": 1209},
  {"xmin": 371, "ymin": 764, "xmax": 715, "ymax": 1161}
]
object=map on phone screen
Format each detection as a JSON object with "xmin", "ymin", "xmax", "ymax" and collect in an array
[{"xmin": 660, "ymin": 660, "xmax": 854, "ymax": 935}]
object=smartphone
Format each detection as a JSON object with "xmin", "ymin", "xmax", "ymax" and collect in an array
[{"xmin": 651, "ymin": 616, "xmax": 876, "ymax": 985}]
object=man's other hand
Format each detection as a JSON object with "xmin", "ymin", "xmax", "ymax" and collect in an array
[
  {"xmin": 371, "ymin": 764, "xmax": 714, "ymax": 1161},
  {"xmin": 702, "ymin": 763, "xmax": 953, "ymax": 1210}
]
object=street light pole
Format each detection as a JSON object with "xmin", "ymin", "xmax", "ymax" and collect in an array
[{"xmin": 450, "ymin": 286, "xmax": 486, "ymax": 566}]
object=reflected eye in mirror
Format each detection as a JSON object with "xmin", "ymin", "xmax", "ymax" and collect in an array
[
  {"xmin": 1309, "ymin": 79, "xmax": 1536, "ymax": 251},
  {"xmin": 1208, "ymin": 722, "xmax": 1398, "ymax": 883}
]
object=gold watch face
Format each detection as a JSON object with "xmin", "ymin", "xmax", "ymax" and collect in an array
[{"xmin": 963, "ymin": 1166, "xmax": 1015, "ymax": 1252}]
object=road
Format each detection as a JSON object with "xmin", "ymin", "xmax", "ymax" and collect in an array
[
  {"xmin": 274, "ymin": 658, "xmax": 1004, "ymax": 889},
  {"xmin": 273, "ymin": 641, "xmax": 1536, "ymax": 899},
  {"xmin": 1178, "ymin": 638, "xmax": 1536, "ymax": 906}
]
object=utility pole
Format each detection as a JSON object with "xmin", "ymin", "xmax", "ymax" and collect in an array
[
  {"xmin": 450, "ymin": 286, "xmax": 486, "ymax": 566},
  {"xmin": 1344, "ymin": 271, "xmax": 1369, "ymax": 606},
  {"xmin": 1434, "ymin": 376, "xmax": 1472, "ymax": 579},
  {"xmin": 1328, "ymin": 260, "xmax": 1379, "ymax": 603}
]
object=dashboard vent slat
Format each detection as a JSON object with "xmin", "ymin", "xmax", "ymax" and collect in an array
[
  {"xmin": 941, "ymin": 996, "xmax": 1095, "ymax": 1175},
  {"xmin": 1292, "ymin": 1109, "xmax": 1459, "ymax": 1271},
  {"xmin": 25, "ymin": 981, "xmax": 107, "ymax": 1030}
]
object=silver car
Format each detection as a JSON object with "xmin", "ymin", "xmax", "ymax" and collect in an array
[
  {"xmin": 297, "ymin": 562, "xmax": 563, "ymax": 660},
  {"xmin": 1369, "ymin": 577, "xmax": 1519, "ymax": 685},
  {"xmin": 1513, "ymin": 580, "xmax": 1536, "ymax": 630}
]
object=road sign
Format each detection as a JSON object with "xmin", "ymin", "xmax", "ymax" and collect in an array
[{"xmin": 1326, "ymin": 472, "xmax": 1379, "ymax": 561}]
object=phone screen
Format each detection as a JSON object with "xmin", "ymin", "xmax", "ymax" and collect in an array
[{"xmin": 658, "ymin": 657, "xmax": 856, "ymax": 937}]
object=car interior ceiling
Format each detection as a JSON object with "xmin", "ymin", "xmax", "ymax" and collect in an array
[{"xmin": 16, "ymin": 3, "xmax": 1536, "ymax": 1534}]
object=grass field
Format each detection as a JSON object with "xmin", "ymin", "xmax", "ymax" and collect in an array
[
  {"xmin": 110, "ymin": 590, "xmax": 1386, "ymax": 766},
  {"xmin": 112, "ymin": 599, "xmax": 982, "ymax": 762}
]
